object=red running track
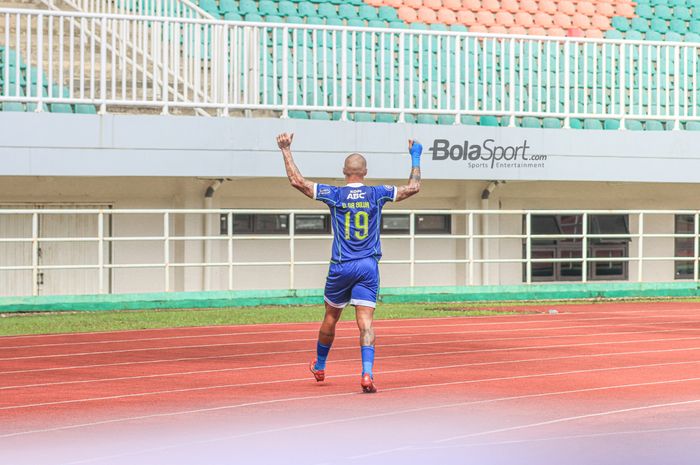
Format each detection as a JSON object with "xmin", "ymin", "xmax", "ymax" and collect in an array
[{"xmin": 1, "ymin": 301, "xmax": 700, "ymax": 465}]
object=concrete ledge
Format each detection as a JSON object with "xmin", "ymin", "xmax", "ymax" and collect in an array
[{"xmin": 0, "ymin": 282, "xmax": 699, "ymax": 313}]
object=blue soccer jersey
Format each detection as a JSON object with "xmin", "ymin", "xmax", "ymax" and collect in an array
[{"xmin": 314, "ymin": 182, "xmax": 397, "ymax": 263}]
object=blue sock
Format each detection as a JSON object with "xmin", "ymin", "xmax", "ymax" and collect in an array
[
  {"xmin": 361, "ymin": 345, "xmax": 375, "ymax": 377},
  {"xmin": 315, "ymin": 342, "xmax": 331, "ymax": 370}
]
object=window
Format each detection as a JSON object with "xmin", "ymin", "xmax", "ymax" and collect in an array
[
  {"xmin": 416, "ymin": 214, "xmax": 451, "ymax": 234},
  {"xmin": 295, "ymin": 214, "xmax": 331, "ymax": 235},
  {"xmin": 221, "ymin": 214, "xmax": 289, "ymax": 235},
  {"xmin": 675, "ymin": 214, "xmax": 695, "ymax": 279},
  {"xmin": 524, "ymin": 214, "xmax": 629, "ymax": 282},
  {"xmin": 382, "ymin": 215, "xmax": 410, "ymax": 234},
  {"xmin": 382, "ymin": 214, "xmax": 452, "ymax": 235}
]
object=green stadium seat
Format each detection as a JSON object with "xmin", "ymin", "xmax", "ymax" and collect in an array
[
  {"xmin": 630, "ymin": 17, "xmax": 649, "ymax": 32},
  {"xmin": 375, "ymin": 113, "xmax": 396, "ymax": 123},
  {"xmin": 636, "ymin": 4, "xmax": 653, "ymax": 19},
  {"xmin": 605, "ymin": 29, "xmax": 624, "ymax": 39},
  {"xmin": 378, "ymin": 6, "xmax": 398, "ymax": 22},
  {"xmin": 645, "ymin": 30, "xmax": 663, "ymax": 40},
  {"xmin": 460, "ymin": 115, "xmax": 478, "ymax": 125},
  {"xmin": 603, "ymin": 119, "xmax": 621, "ymax": 130},
  {"xmin": 675, "ymin": 6, "xmax": 692, "ymax": 20},
  {"xmin": 388, "ymin": 20, "xmax": 407, "ymax": 29},
  {"xmin": 50, "ymin": 103, "xmax": 73, "ymax": 113},
  {"xmin": 417, "ymin": 114, "xmax": 436, "ymax": 124},
  {"xmin": 480, "ymin": 115, "xmax": 499, "ymax": 126},
  {"xmin": 310, "ymin": 111, "xmax": 331, "ymax": 120},
  {"xmin": 298, "ymin": 2, "xmax": 316, "ymax": 17},
  {"xmin": 286, "ymin": 15, "xmax": 303, "ymax": 23},
  {"xmin": 450, "ymin": 24, "xmax": 468, "ymax": 32},
  {"xmin": 655, "ymin": 5, "xmax": 673, "ymax": 20},
  {"xmin": 685, "ymin": 32, "xmax": 700, "ymax": 42},
  {"xmin": 666, "ymin": 31, "xmax": 683, "ymax": 41},
  {"xmin": 289, "ymin": 110, "xmax": 308, "ymax": 119},
  {"xmin": 1, "ymin": 102, "xmax": 24, "ymax": 111},
  {"xmin": 625, "ymin": 120, "xmax": 644, "ymax": 130},
  {"xmin": 245, "ymin": 13, "xmax": 263, "ymax": 21},
  {"xmin": 583, "ymin": 119, "xmax": 603, "ymax": 130},
  {"xmin": 318, "ymin": 3, "xmax": 337, "ymax": 18},
  {"xmin": 224, "ymin": 11, "xmax": 242, "ymax": 20},
  {"xmin": 521, "ymin": 117, "xmax": 541, "ymax": 128},
  {"xmin": 239, "ymin": 0, "xmax": 257, "ymax": 15},
  {"xmin": 611, "ymin": 17, "xmax": 630, "ymax": 32},
  {"xmin": 368, "ymin": 19, "xmax": 387, "ymax": 28},
  {"xmin": 353, "ymin": 112, "xmax": 373, "ymax": 122},
  {"xmin": 645, "ymin": 120, "xmax": 665, "ymax": 130},
  {"xmin": 358, "ymin": 5, "xmax": 378, "ymax": 21},
  {"xmin": 543, "ymin": 118, "xmax": 561, "ymax": 129},
  {"xmin": 651, "ymin": 18, "xmax": 669, "ymax": 33},
  {"xmin": 277, "ymin": 1, "xmax": 296, "ymax": 16},
  {"xmin": 338, "ymin": 4, "xmax": 358, "ymax": 20},
  {"xmin": 219, "ymin": 0, "xmax": 236, "ymax": 14},
  {"xmin": 569, "ymin": 118, "xmax": 583, "ymax": 129},
  {"xmin": 670, "ymin": 19, "xmax": 688, "ymax": 34},
  {"xmin": 265, "ymin": 14, "xmax": 283, "ymax": 22},
  {"xmin": 438, "ymin": 114, "xmax": 456, "ymax": 125},
  {"xmin": 685, "ymin": 121, "xmax": 700, "ymax": 130}
]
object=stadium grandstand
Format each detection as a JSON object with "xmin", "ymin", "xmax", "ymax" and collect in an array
[{"xmin": 0, "ymin": 0, "xmax": 699, "ymax": 302}]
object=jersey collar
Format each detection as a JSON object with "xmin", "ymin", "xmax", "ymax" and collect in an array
[{"xmin": 346, "ymin": 183, "xmax": 364, "ymax": 187}]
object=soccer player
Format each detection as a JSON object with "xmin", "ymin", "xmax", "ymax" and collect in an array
[{"xmin": 276, "ymin": 132, "xmax": 422, "ymax": 393}]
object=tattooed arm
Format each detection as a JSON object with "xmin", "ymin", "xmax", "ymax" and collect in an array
[
  {"xmin": 276, "ymin": 132, "xmax": 314, "ymax": 198},
  {"xmin": 395, "ymin": 139, "xmax": 422, "ymax": 202}
]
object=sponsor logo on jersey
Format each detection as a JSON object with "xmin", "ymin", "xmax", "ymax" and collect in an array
[
  {"xmin": 347, "ymin": 189, "xmax": 366, "ymax": 200},
  {"xmin": 320, "ymin": 188, "xmax": 331, "ymax": 195}
]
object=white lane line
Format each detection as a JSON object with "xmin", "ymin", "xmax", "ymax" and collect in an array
[
  {"xmin": 50, "ymin": 377, "xmax": 700, "ymax": 465},
  {"xmin": 3, "ymin": 312, "xmax": 697, "ymax": 350},
  {"xmin": 436, "ymin": 399, "xmax": 700, "ymax": 443},
  {"xmin": 3, "ymin": 344, "xmax": 700, "ymax": 392},
  {"xmin": 3, "ymin": 326, "xmax": 700, "ymax": 376},
  {"xmin": 2, "ymin": 355, "xmax": 699, "ymax": 412},
  {"xmin": 1, "ymin": 303, "xmax": 696, "ymax": 342},
  {"xmin": 3, "ymin": 317, "xmax": 699, "ymax": 362}
]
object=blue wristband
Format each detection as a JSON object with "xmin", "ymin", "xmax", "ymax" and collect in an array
[{"xmin": 410, "ymin": 141, "xmax": 423, "ymax": 167}]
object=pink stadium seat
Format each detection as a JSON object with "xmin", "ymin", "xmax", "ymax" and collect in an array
[
  {"xmin": 539, "ymin": 0, "xmax": 557, "ymax": 15},
  {"xmin": 573, "ymin": 13, "xmax": 591, "ymax": 29},
  {"xmin": 469, "ymin": 23, "xmax": 488, "ymax": 32},
  {"xmin": 383, "ymin": 0, "xmax": 403, "ymax": 7},
  {"xmin": 476, "ymin": 10, "xmax": 495, "ymax": 26},
  {"xmin": 437, "ymin": 8, "xmax": 457, "ymax": 24},
  {"xmin": 509, "ymin": 25, "xmax": 527, "ymax": 35},
  {"xmin": 595, "ymin": 3, "xmax": 614, "ymax": 17},
  {"xmin": 558, "ymin": 1, "xmax": 576, "ymax": 16},
  {"xmin": 489, "ymin": 24, "xmax": 508, "ymax": 34},
  {"xmin": 404, "ymin": 0, "xmax": 422, "ymax": 9},
  {"xmin": 443, "ymin": 0, "xmax": 461, "ymax": 9},
  {"xmin": 481, "ymin": 0, "xmax": 500, "ymax": 13},
  {"xmin": 515, "ymin": 11, "xmax": 534, "ymax": 28},
  {"xmin": 585, "ymin": 29, "xmax": 604, "ymax": 38},
  {"xmin": 615, "ymin": 3, "xmax": 635, "ymax": 18},
  {"xmin": 528, "ymin": 26, "xmax": 547, "ymax": 36},
  {"xmin": 549, "ymin": 27, "xmax": 566, "ymax": 36},
  {"xmin": 398, "ymin": 5, "xmax": 418, "ymax": 21},
  {"xmin": 495, "ymin": 11, "xmax": 515, "ymax": 27},
  {"xmin": 423, "ymin": 0, "xmax": 442, "ymax": 10},
  {"xmin": 567, "ymin": 27, "xmax": 584, "ymax": 37},
  {"xmin": 462, "ymin": 0, "xmax": 481, "ymax": 13},
  {"xmin": 591, "ymin": 14, "xmax": 609, "ymax": 30},
  {"xmin": 534, "ymin": 11, "xmax": 553, "ymax": 28},
  {"xmin": 554, "ymin": 12, "xmax": 572, "ymax": 28},
  {"xmin": 417, "ymin": 6, "xmax": 438, "ymax": 22},
  {"xmin": 457, "ymin": 9, "xmax": 476, "ymax": 25},
  {"xmin": 577, "ymin": 1, "xmax": 595, "ymax": 17},
  {"xmin": 501, "ymin": 0, "xmax": 519, "ymax": 13},
  {"xmin": 521, "ymin": 0, "xmax": 538, "ymax": 14}
]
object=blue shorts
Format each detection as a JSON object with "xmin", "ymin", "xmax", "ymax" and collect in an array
[{"xmin": 324, "ymin": 256, "xmax": 379, "ymax": 309}]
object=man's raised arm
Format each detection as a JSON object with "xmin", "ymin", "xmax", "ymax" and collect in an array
[
  {"xmin": 276, "ymin": 132, "xmax": 314, "ymax": 198},
  {"xmin": 395, "ymin": 139, "xmax": 422, "ymax": 202}
]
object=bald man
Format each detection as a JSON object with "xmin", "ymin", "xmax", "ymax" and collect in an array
[{"xmin": 276, "ymin": 132, "xmax": 422, "ymax": 393}]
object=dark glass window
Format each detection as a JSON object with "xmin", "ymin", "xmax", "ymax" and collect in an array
[
  {"xmin": 295, "ymin": 214, "xmax": 331, "ymax": 234},
  {"xmin": 675, "ymin": 214, "xmax": 695, "ymax": 279},
  {"xmin": 382, "ymin": 215, "xmax": 410, "ymax": 234},
  {"xmin": 225, "ymin": 214, "xmax": 289, "ymax": 235},
  {"xmin": 416, "ymin": 214, "xmax": 451, "ymax": 234},
  {"xmin": 524, "ymin": 214, "xmax": 629, "ymax": 282}
]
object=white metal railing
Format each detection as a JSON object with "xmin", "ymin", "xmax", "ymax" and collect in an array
[
  {"xmin": 0, "ymin": 209, "xmax": 698, "ymax": 297},
  {"xmin": 1, "ymin": 8, "xmax": 700, "ymax": 125}
]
